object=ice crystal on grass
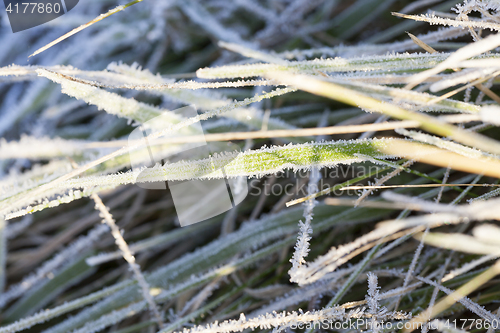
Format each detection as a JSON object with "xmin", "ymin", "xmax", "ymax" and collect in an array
[
  {"xmin": 37, "ymin": 69, "xmax": 179, "ymax": 126},
  {"xmin": 366, "ymin": 272, "xmax": 381, "ymax": 333},
  {"xmin": 91, "ymin": 194, "xmax": 164, "ymax": 327},
  {"xmin": 289, "ymin": 167, "xmax": 320, "ymax": 284}
]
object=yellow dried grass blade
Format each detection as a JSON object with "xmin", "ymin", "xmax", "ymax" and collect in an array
[
  {"xmin": 264, "ymin": 71, "xmax": 500, "ymax": 156},
  {"xmin": 29, "ymin": 0, "xmax": 145, "ymax": 58}
]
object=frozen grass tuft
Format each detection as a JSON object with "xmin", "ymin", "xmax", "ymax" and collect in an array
[{"xmin": 1, "ymin": 1, "xmax": 500, "ymax": 333}]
